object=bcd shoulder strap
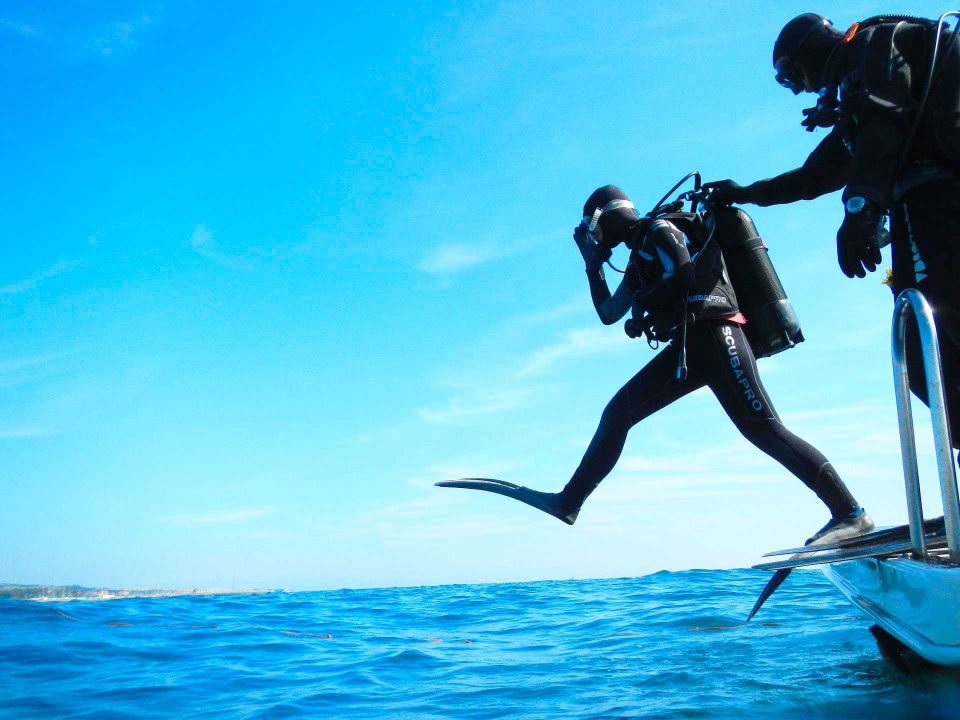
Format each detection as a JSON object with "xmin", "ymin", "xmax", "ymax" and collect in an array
[{"xmin": 649, "ymin": 211, "xmax": 706, "ymax": 248}]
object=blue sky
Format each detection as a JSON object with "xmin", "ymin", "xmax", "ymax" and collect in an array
[{"xmin": 1, "ymin": 1, "xmax": 951, "ymax": 591}]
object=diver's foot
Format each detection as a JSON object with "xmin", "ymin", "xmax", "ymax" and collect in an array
[
  {"xmin": 522, "ymin": 488, "xmax": 580, "ymax": 525},
  {"xmin": 434, "ymin": 478, "xmax": 581, "ymax": 525},
  {"xmin": 805, "ymin": 507, "xmax": 874, "ymax": 547}
]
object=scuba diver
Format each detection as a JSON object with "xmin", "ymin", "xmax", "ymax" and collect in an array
[
  {"xmin": 438, "ymin": 184, "xmax": 873, "ymax": 546},
  {"xmin": 705, "ymin": 12, "xmax": 960, "ymax": 443}
]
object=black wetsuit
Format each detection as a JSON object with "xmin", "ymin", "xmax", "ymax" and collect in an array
[
  {"xmin": 742, "ymin": 18, "xmax": 960, "ymax": 442},
  {"xmin": 559, "ymin": 214, "xmax": 859, "ymax": 518}
]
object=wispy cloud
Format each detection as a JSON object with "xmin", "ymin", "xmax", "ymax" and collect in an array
[
  {"xmin": 341, "ymin": 492, "xmax": 530, "ymax": 542},
  {"xmin": 246, "ymin": 530, "xmax": 296, "ymax": 540},
  {"xmin": 615, "ymin": 432, "xmax": 791, "ymax": 478},
  {"xmin": 596, "ymin": 469, "xmax": 788, "ymax": 504},
  {"xmin": 89, "ymin": 14, "xmax": 154, "ymax": 57},
  {"xmin": 616, "ymin": 455, "xmax": 720, "ymax": 475},
  {"xmin": 0, "ymin": 261, "xmax": 77, "ymax": 296},
  {"xmin": 418, "ymin": 385, "xmax": 538, "ymax": 424},
  {"xmin": 418, "ymin": 243, "xmax": 502, "ymax": 275},
  {"xmin": 0, "ymin": 18, "xmax": 36, "ymax": 36},
  {"xmin": 349, "ymin": 449, "xmax": 719, "ymax": 544},
  {"xmin": 0, "ymin": 354, "xmax": 160, "ymax": 440},
  {"xmin": 191, "ymin": 224, "xmax": 256, "ymax": 271},
  {"xmin": 0, "ymin": 353, "xmax": 64, "ymax": 375},
  {"xmin": 367, "ymin": 409, "xmax": 897, "ymax": 548},
  {"xmin": 406, "ymin": 457, "xmax": 527, "ymax": 488},
  {"xmin": 780, "ymin": 402, "xmax": 887, "ymax": 424},
  {"xmin": 517, "ymin": 326, "xmax": 626, "ymax": 378},
  {"xmin": 191, "ymin": 224, "xmax": 329, "ymax": 271},
  {"xmin": 163, "ymin": 506, "xmax": 278, "ymax": 526},
  {"xmin": 2, "ymin": 11, "xmax": 159, "ymax": 57},
  {"xmin": 417, "ymin": 317, "xmax": 631, "ymax": 424},
  {"xmin": 0, "ymin": 424, "xmax": 56, "ymax": 439},
  {"xmin": 418, "ymin": 232, "xmax": 544, "ymax": 277},
  {"xmin": 499, "ymin": 296, "xmax": 586, "ymax": 331},
  {"xmin": 292, "ymin": 459, "xmax": 530, "ymax": 542}
]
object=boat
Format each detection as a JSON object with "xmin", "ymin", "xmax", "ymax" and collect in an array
[{"xmin": 756, "ymin": 289, "xmax": 960, "ymax": 669}]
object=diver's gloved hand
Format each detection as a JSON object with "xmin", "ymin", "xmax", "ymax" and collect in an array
[
  {"xmin": 702, "ymin": 179, "xmax": 751, "ymax": 205},
  {"xmin": 801, "ymin": 103, "xmax": 836, "ymax": 132},
  {"xmin": 573, "ymin": 222, "xmax": 611, "ymax": 271},
  {"xmin": 800, "ymin": 88, "xmax": 840, "ymax": 132},
  {"xmin": 836, "ymin": 196, "xmax": 884, "ymax": 279}
]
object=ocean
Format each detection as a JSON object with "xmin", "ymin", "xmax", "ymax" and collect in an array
[{"xmin": 1, "ymin": 569, "xmax": 958, "ymax": 719}]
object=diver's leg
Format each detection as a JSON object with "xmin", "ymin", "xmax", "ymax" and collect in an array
[
  {"xmin": 695, "ymin": 321, "xmax": 869, "ymax": 541},
  {"xmin": 438, "ymin": 340, "xmax": 702, "ymax": 525},
  {"xmin": 896, "ymin": 182, "xmax": 960, "ymax": 447},
  {"xmin": 903, "ymin": 317, "xmax": 960, "ymax": 448},
  {"xmin": 558, "ymin": 339, "xmax": 705, "ymax": 514}
]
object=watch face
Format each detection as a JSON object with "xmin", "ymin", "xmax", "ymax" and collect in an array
[{"xmin": 845, "ymin": 196, "xmax": 867, "ymax": 214}]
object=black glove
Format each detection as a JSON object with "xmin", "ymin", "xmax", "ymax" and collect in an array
[
  {"xmin": 801, "ymin": 103, "xmax": 838, "ymax": 132},
  {"xmin": 836, "ymin": 197, "xmax": 884, "ymax": 279},
  {"xmin": 573, "ymin": 223, "xmax": 611, "ymax": 271},
  {"xmin": 702, "ymin": 179, "xmax": 751, "ymax": 205},
  {"xmin": 800, "ymin": 88, "xmax": 839, "ymax": 132}
]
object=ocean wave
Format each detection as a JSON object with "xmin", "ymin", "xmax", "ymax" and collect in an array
[{"xmin": 2, "ymin": 570, "xmax": 959, "ymax": 718}]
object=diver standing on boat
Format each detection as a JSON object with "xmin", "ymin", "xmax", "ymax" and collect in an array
[
  {"xmin": 439, "ymin": 185, "xmax": 873, "ymax": 545},
  {"xmin": 705, "ymin": 13, "xmax": 960, "ymax": 445}
]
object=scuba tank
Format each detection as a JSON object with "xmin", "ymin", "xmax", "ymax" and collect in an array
[{"xmin": 712, "ymin": 205, "xmax": 804, "ymax": 358}]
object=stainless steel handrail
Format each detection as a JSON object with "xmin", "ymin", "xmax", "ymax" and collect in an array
[{"xmin": 892, "ymin": 289, "xmax": 960, "ymax": 562}]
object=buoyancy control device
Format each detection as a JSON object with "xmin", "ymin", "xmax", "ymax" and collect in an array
[{"xmin": 628, "ymin": 171, "xmax": 805, "ymax": 360}]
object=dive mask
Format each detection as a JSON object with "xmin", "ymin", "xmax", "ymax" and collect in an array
[
  {"xmin": 774, "ymin": 57, "xmax": 807, "ymax": 95},
  {"xmin": 583, "ymin": 199, "xmax": 636, "ymax": 249}
]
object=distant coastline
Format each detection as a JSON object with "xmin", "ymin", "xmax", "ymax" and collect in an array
[{"xmin": 0, "ymin": 584, "xmax": 274, "ymax": 602}]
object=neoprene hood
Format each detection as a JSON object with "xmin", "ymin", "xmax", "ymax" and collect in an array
[
  {"xmin": 582, "ymin": 185, "xmax": 638, "ymax": 249},
  {"xmin": 773, "ymin": 13, "xmax": 843, "ymax": 92}
]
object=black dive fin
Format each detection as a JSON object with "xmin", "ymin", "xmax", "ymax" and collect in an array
[
  {"xmin": 435, "ymin": 478, "xmax": 579, "ymax": 525},
  {"xmin": 752, "ymin": 534, "xmax": 948, "ymax": 571},
  {"xmin": 763, "ymin": 516, "xmax": 946, "ymax": 557},
  {"xmin": 746, "ymin": 568, "xmax": 791, "ymax": 622}
]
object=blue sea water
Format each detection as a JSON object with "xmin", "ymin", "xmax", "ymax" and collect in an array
[{"xmin": 1, "ymin": 569, "xmax": 958, "ymax": 719}]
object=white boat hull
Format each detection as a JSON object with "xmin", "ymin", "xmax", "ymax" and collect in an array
[{"xmin": 822, "ymin": 556, "xmax": 960, "ymax": 666}]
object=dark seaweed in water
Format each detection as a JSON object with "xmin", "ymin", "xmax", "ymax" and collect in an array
[{"xmin": 1, "ymin": 569, "xmax": 958, "ymax": 719}]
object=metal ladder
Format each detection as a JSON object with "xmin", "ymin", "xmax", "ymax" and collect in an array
[{"xmin": 892, "ymin": 289, "xmax": 960, "ymax": 562}]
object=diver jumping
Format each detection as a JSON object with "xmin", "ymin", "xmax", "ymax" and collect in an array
[{"xmin": 439, "ymin": 183, "xmax": 873, "ymax": 546}]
